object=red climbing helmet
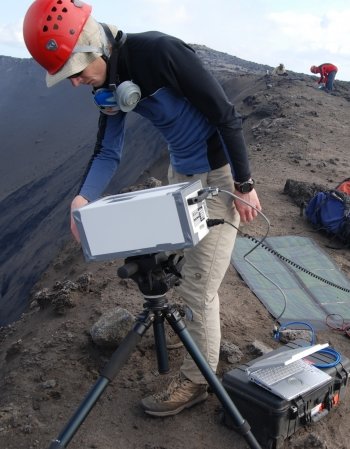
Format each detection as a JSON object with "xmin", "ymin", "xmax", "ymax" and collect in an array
[{"xmin": 23, "ymin": 0, "xmax": 92, "ymax": 74}]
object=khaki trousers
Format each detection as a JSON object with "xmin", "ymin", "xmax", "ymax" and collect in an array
[{"xmin": 168, "ymin": 164, "xmax": 240, "ymax": 384}]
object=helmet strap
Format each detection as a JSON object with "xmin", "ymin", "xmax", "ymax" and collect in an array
[
  {"xmin": 99, "ymin": 24, "xmax": 127, "ymax": 87},
  {"xmin": 97, "ymin": 24, "xmax": 141, "ymax": 112}
]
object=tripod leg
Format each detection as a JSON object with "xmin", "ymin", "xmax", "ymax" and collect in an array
[
  {"xmin": 153, "ymin": 311, "xmax": 169, "ymax": 373},
  {"xmin": 166, "ymin": 309, "xmax": 262, "ymax": 449},
  {"xmin": 47, "ymin": 313, "xmax": 153, "ymax": 449}
]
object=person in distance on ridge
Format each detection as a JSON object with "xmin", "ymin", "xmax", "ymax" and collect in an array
[{"xmin": 310, "ymin": 63, "xmax": 338, "ymax": 92}]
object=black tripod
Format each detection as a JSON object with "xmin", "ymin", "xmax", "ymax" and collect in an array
[{"xmin": 48, "ymin": 252, "xmax": 261, "ymax": 449}]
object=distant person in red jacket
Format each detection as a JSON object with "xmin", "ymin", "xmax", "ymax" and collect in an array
[{"xmin": 310, "ymin": 63, "xmax": 338, "ymax": 92}]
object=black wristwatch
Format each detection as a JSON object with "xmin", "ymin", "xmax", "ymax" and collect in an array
[{"xmin": 234, "ymin": 178, "xmax": 255, "ymax": 194}]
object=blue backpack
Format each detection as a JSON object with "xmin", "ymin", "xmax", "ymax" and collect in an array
[{"xmin": 304, "ymin": 179, "xmax": 350, "ymax": 246}]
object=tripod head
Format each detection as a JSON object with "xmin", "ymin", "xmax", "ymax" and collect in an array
[{"xmin": 117, "ymin": 252, "xmax": 184, "ymax": 296}]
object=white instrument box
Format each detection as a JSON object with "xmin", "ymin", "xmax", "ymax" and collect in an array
[{"xmin": 73, "ymin": 181, "xmax": 209, "ymax": 261}]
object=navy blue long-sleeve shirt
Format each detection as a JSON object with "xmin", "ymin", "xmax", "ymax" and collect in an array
[{"xmin": 79, "ymin": 31, "xmax": 251, "ymax": 201}]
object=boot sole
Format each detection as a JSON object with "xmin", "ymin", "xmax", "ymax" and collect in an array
[{"xmin": 143, "ymin": 391, "xmax": 208, "ymax": 417}]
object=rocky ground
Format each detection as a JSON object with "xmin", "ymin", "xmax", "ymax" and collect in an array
[{"xmin": 1, "ymin": 71, "xmax": 350, "ymax": 449}]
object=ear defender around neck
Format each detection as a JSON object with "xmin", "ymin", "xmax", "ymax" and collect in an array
[
  {"xmin": 95, "ymin": 25, "xmax": 141, "ymax": 114},
  {"xmin": 115, "ymin": 80, "xmax": 141, "ymax": 112},
  {"xmin": 93, "ymin": 81, "xmax": 141, "ymax": 115}
]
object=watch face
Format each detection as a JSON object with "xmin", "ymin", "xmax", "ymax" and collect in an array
[
  {"xmin": 238, "ymin": 180, "xmax": 254, "ymax": 193},
  {"xmin": 241, "ymin": 185, "xmax": 251, "ymax": 193},
  {"xmin": 234, "ymin": 179, "xmax": 255, "ymax": 193}
]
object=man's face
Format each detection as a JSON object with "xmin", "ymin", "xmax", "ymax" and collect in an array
[{"xmin": 69, "ymin": 57, "xmax": 107, "ymax": 88}]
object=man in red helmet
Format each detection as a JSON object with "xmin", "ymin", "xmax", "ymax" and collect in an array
[
  {"xmin": 23, "ymin": 0, "xmax": 262, "ymax": 417},
  {"xmin": 310, "ymin": 63, "xmax": 338, "ymax": 92}
]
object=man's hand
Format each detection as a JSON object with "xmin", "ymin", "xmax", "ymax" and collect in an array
[
  {"xmin": 233, "ymin": 189, "xmax": 261, "ymax": 223},
  {"xmin": 70, "ymin": 195, "xmax": 89, "ymax": 242}
]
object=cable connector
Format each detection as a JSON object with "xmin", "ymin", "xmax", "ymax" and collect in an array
[
  {"xmin": 206, "ymin": 218, "xmax": 225, "ymax": 228},
  {"xmin": 187, "ymin": 187, "xmax": 219, "ymax": 205},
  {"xmin": 202, "ymin": 187, "xmax": 219, "ymax": 197}
]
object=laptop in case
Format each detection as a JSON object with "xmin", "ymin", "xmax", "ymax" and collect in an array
[{"xmin": 246, "ymin": 343, "xmax": 332, "ymax": 400}]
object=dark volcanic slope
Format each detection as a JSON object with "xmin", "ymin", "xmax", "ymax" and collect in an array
[
  {"xmin": 0, "ymin": 58, "xmax": 166, "ymax": 325},
  {"xmin": 0, "ymin": 148, "xmax": 85, "ymax": 324}
]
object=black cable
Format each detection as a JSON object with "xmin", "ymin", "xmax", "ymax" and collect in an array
[
  {"xmin": 235, "ymin": 230, "xmax": 350, "ymax": 293},
  {"xmin": 207, "ymin": 218, "xmax": 225, "ymax": 227}
]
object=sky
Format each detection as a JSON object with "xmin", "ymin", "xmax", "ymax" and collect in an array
[{"xmin": 1, "ymin": 0, "xmax": 350, "ymax": 81}]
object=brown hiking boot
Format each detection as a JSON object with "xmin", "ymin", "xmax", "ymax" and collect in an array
[{"xmin": 141, "ymin": 373, "xmax": 208, "ymax": 417}]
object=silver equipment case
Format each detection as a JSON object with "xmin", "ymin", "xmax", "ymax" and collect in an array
[{"xmin": 73, "ymin": 180, "xmax": 210, "ymax": 261}]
